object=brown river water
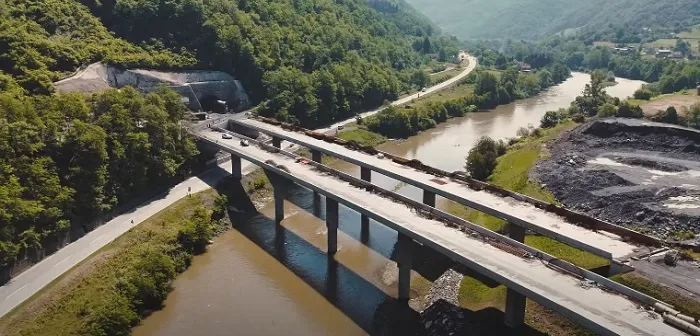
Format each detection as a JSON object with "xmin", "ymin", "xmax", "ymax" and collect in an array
[{"xmin": 132, "ymin": 73, "xmax": 644, "ymax": 336}]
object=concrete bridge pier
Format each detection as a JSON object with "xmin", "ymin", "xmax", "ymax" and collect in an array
[
  {"xmin": 509, "ymin": 224, "xmax": 525, "ymax": 243},
  {"xmin": 311, "ymin": 149, "xmax": 323, "ymax": 213},
  {"xmin": 423, "ymin": 190, "xmax": 436, "ymax": 207},
  {"xmin": 360, "ymin": 167, "xmax": 372, "ymax": 239},
  {"xmin": 505, "ymin": 288, "xmax": 526, "ymax": 328},
  {"xmin": 232, "ymin": 156, "xmax": 242, "ymax": 180},
  {"xmin": 272, "ymin": 136, "xmax": 282, "ymax": 148},
  {"xmin": 396, "ymin": 233, "xmax": 417, "ymax": 303},
  {"xmin": 505, "ymin": 223, "xmax": 527, "ymax": 328},
  {"xmin": 271, "ymin": 178, "xmax": 286, "ymax": 224},
  {"xmin": 326, "ymin": 198, "xmax": 339, "ymax": 256}
]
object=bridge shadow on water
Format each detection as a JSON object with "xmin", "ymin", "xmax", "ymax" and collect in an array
[{"xmin": 216, "ymin": 174, "xmax": 547, "ymax": 336}]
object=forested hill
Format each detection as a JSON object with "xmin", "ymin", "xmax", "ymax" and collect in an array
[
  {"xmin": 1, "ymin": 0, "xmax": 457, "ymax": 126},
  {"xmin": 0, "ymin": 0, "xmax": 455, "ymax": 270},
  {"xmin": 404, "ymin": 0, "xmax": 700, "ymax": 40}
]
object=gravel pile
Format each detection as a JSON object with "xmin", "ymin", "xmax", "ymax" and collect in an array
[{"xmin": 534, "ymin": 118, "xmax": 700, "ymax": 239}]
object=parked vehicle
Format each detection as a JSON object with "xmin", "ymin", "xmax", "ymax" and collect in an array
[{"xmin": 222, "ymin": 133, "xmax": 233, "ymax": 139}]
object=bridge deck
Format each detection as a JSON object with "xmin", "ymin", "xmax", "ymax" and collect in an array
[
  {"xmin": 198, "ymin": 130, "xmax": 684, "ymax": 336},
  {"xmin": 231, "ymin": 118, "xmax": 640, "ymax": 260}
]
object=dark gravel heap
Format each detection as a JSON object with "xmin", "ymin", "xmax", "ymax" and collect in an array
[{"xmin": 533, "ymin": 118, "xmax": 700, "ymax": 239}]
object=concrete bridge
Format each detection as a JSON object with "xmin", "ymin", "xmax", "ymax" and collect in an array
[{"xmin": 192, "ymin": 120, "xmax": 691, "ymax": 336}]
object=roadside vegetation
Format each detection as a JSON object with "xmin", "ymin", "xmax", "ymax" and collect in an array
[
  {"xmin": 0, "ymin": 169, "xmax": 273, "ymax": 336},
  {"xmin": 0, "ymin": 190, "xmax": 223, "ymax": 336}
]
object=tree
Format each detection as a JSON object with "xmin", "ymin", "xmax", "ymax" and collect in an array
[
  {"xmin": 650, "ymin": 106, "xmax": 680, "ymax": 124},
  {"xmin": 688, "ymin": 103, "xmax": 700, "ymax": 129},
  {"xmin": 465, "ymin": 136, "xmax": 500, "ymax": 181},
  {"xmin": 633, "ymin": 88, "xmax": 653, "ymax": 100},
  {"xmin": 537, "ymin": 69, "xmax": 553, "ymax": 88},
  {"xmin": 675, "ymin": 39, "xmax": 691, "ymax": 55},
  {"xmin": 540, "ymin": 110, "xmax": 560, "ymax": 128}
]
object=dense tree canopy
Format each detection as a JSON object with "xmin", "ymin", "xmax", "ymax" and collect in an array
[{"xmin": 0, "ymin": 87, "xmax": 198, "ymax": 266}]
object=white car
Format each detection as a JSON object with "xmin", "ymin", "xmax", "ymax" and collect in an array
[
  {"xmin": 222, "ymin": 133, "xmax": 233, "ymax": 139},
  {"xmin": 421, "ymin": 87, "xmax": 427, "ymax": 92}
]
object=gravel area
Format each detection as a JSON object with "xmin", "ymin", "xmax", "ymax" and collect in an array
[
  {"xmin": 424, "ymin": 269, "xmax": 463, "ymax": 307},
  {"xmin": 534, "ymin": 118, "xmax": 700, "ymax": 240}
]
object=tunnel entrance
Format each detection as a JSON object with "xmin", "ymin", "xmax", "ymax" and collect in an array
[{"xmin": 199, "ymin": 95, "xmax": 228, "ymax": 113}]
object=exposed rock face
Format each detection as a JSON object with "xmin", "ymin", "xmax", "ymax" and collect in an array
[{"xmin": 54, "ymin": 63, "xmax": 250, "ymax": 112}]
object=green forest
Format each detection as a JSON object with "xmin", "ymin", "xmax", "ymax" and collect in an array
[
  {"xmin": 404, "ymin": 0, "xmax": 700, "ymax": 41},
  {"xmin": 0, "ymin": 0, "xmax": 447, "ymax": 269}
]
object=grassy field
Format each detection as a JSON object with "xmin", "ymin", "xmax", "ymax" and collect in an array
[
  {"xmin": 627, "ymin": 89, "xmax": 699, "ymax": 116},
  {"xmin": 0, "ymin": 170, "xmax": 271, "ymax": 336},
  {"xmin": 338, "ymin": 127, "xmax": 387, "ymax": 147}
]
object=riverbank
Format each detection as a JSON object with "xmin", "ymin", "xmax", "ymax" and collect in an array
[{"xmin": 0, "ymin": 170, "xmax": 273, "ymax": 336}]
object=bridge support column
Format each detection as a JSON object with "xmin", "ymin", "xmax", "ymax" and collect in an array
[
  {"xmin": 360, "ymin": 167, "xmax": 371, "ymax": 239},
  {"xmin": 311, "ymin": 149, "xmax": 322, "ymax": 163},
  {"xmin": 311, "ymin": 149, "xmax": 323, "ymax": 211},
  {"xmin": 326, "ymin": 198, "xmax": 339, "ymax": 256},
  {"xmin": 273, "ymin": 182, "xmax": 285, "ymax": 224},
  {"xmin": 396, "ymin": 233, "xmax": 416, "ymax": 302},
  {"xmin": 505, "ymin": 288, "xmax": 526, "ymax": 328},
  {"xmin": 422, "ymin": 190, "xmax": 436, "ymax": 207},
  {"xmin": 272, "ymin": 136, "xmax": 282, "ymax": 149},
  {"xmin": 509, "ymin": 224, "xmax": 525, "ymax": 243},
  {"xmin": 231, "ymin": 155, "xmax": 242, "ymax": 180}
]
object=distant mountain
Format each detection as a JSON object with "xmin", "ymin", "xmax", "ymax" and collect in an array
[{"xmin": 404, "ymin": 0, "xmax": 700, "ymax": 40}]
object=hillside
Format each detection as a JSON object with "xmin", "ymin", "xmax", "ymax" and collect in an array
[
  {"xmin": 404, "ymin": 0, "xmax": 700, "ymax": 40},
  {"xmin": 0, "ymin": 0, "xmax": 447, "ymax": 278}
]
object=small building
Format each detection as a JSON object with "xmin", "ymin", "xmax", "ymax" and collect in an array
[
  {"xmin": 517, "ymin": 62, "xmax": 532, "ymax": 72},
  {"xmin": 656, "ymin": 49, "xmax": 673, "ymax": 58},
  {"xmin": 613, "ymin": 47, "xmax": 630, "ymax": 54}
]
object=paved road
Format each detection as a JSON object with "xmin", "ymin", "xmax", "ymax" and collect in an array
[
  {"xmin": 0, "ymin": 54, "xmax": 476, "ymax": 319},
  {"xmin": 324, "ymin": 53, "xmax": 477, "ymax": 132}
]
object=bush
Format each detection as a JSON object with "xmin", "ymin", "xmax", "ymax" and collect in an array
[
  {"xmin": 688, "ymin": 103, "xmax": 700, "ymax": 129},
  {"xmin": 212, "ymin": 194, "xmax": 228, "ymax": 220},
  {"xmin": 465, "ymin": 136, "xmax": 500, "ymax": 181},
  {"xmin": 516, "ymin": 127, "xmax": 530, "ymax": 137},
  {"xmin": 85, "ymin": 293, "xmax": 140, "ymax": 336},
  {"xmin": 650, "ymin": 106, "xmax": 680, "ymax": 124},
  {"xmin": 177, "ymin": 207, "xmax": 215, "ymax": 254},
  {"xmin": 572, "ymin": 113, "xmax": 586, "ymax": 123},
  {"xmin": 540, "ymin": 110, "xmax": 561, "ymax": 128},
  {"xmin": 617, "ymin": 102, "xmax": 644, "ymax": 118},
  {"xmin": 633, "ymin": 88, "xmax": 653, "ymax": 100},
  {"xmin": 597, "ymin": 103, "xmax": 618, "ymax": 118}
]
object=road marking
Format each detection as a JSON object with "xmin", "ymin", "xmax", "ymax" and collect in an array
[
  {"xmin": 5, "ymin": 284, "xmax": 27, "ymax": 299},
  {"xmin": 90, "ymin": 234, "xmax": 105, "ymax": 245},
  {"xmin": 53, "ymin": 255, "xmax": 72, "ymax": 268}
]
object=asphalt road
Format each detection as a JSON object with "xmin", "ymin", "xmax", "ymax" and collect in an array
[{"xmin": 0, "ymin": 54, "xmax": 477, "ymax": 319}]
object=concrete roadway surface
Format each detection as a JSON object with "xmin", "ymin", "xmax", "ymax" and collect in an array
[
  {"xmin": 0, "ymin": 54, "xmax": 476, "ymax": 318},
  {"xmin": 199, "ymin": 130, "xmax": 686, "ymax": 336}
]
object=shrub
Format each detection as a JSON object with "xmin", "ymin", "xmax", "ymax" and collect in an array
[
  {"xmin": 633, "ymin": 88, "xmax": 653, "ymax": 100},
  {"xmin": 540, "ymin": 110, "xmax": 560, "ymax": 128},
  {"xmin": 177, "ymin": 207, "xmax": 215, "ymax": 254},
  {"xmin": 85, "ymin": 293, "xmax": 139, "ymax": 336},
  {"xmin": 688, "ymin": 103, "xmax": 700, "ymax": 129},
  {"xmin": 572, "ymin": 113, "xmax": 586, "ymax": 123},
  {"xmin": 516, "ymin": 127, "xmax": 530, "ymax": 137},
  {"xmin": 597, "ymin": 103, "xmax": 618, "ymax": 118},
  {"xmin": 530, "ymin": 128, "xmax": 542, "ymax": 138},
  {"xmin": 650, "ymin": 106, "xmax": 680, "ymax": 124},
  {"xmin": 617, "ymin": 102, "xmax": 643, "ymax": 118},
  {"xmin": 212, "ymin": 194, "xmax": 228, "ymax": 220},
  {"xmin": 465, "ymin": 136, "xmax": 500, "ymax": 181}
]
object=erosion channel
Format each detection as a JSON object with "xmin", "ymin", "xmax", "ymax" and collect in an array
[{"xmin": 132, "ymin": 73, "xmax": 645, "ymax": 335}]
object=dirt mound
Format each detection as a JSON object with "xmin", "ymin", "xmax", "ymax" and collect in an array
[{"xmin": 534, "ymin": 118, "xmax": 700, "ymax": 241}]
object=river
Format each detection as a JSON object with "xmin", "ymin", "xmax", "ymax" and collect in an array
[{"xmin": 132, "ymin": 73, "xmax": 644, "ymax": 336}]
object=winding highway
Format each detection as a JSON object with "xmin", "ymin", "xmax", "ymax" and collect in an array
[{"xmin": 0, "ymin": 54, "xmax": 478, "ymax": 319}]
